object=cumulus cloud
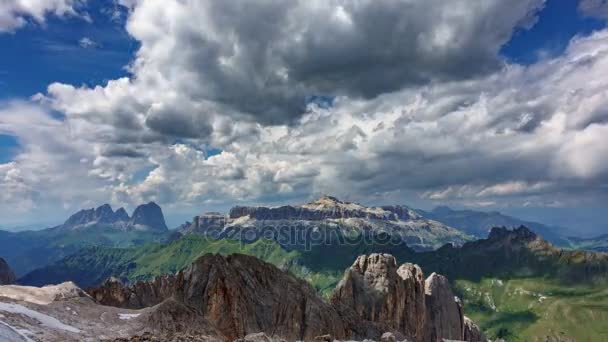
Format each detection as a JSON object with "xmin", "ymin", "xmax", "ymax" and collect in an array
[
  {"xmin": 0, "ymin": 0, "xmax": 85, "ymax": 33},
  {"xmin": 4, "ymin": 0, "xmax": 608, "ymax": 227},
  {"xmin": 48, "ymin": 0, "xmax": 546, "ymax": 124}
]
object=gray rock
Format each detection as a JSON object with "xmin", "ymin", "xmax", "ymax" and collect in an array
[
  {"xmin": 424, "ymin": 273, "xmax": 464, "ymax": 342},
  {"xmin": 331, "ymin": 254, "xmax": 426, "ymax": 340},
  {"xmin": 463, "ymin": 316, "xmax": 487, "ymax": 342}
]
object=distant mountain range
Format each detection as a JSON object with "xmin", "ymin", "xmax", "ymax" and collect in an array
[
  {"xmin": 179, "ymin": 195, "xmax": 472, "ymax": 251},
  {"xmin": 0, "ymin": 202, "xmax": 170, "ymax": 277},
  {"xmin": 59, "ymin": 202, "xmax": 168, "ymax": 232},
  {"xmin": 418, "ymin": 206, "xmax": 570, "ymax": 246}
]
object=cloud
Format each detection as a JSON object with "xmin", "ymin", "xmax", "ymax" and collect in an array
[
  {"xmin": 579, "ymin": 0, "xmax": 608, "ymax": 19},
  {"xmin": 78, "ymin": 37, "xmax": 96, "ymax": 48},
  {"xmin": 0, "ymin": 0, "xmax": 86, "ymax": 33},
  {"xmin": 48, "ymin": 0, "xmax": 546, "ymax": 125},
  {"xmin": 3, "ymin": 0, "xmax": 608, "ymax": 228}
]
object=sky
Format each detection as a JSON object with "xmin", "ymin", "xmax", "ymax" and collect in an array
[{"xmin": 1, "ymin": 0, "xmax": 608, "ymax": 235}]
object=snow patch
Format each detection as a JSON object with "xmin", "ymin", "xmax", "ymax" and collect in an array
[
  {"xmin": 118, "ymin": 313, "xmax": 140, "ymax": 320},
  {"xmin": 0, "ymin": 320, "xmax": 33, "ymax": 342},
  {"xmin": 0, "ymin": 302, "xmax": 80, "ymax": 333}
]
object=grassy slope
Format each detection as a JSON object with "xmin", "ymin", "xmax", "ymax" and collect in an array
[
  {"xmin": 1, "ymin": 227, "xmax": 170, "ymax": 277},
  {"xmin": 456, "ymin": 277, "xmax": 608, "ymax": 341}
]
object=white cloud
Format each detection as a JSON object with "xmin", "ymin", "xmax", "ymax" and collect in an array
[
  {"xmin": 78, "ymin": 36, "xmax": 96, "ymax": 48},
  {"xmin": 0, "ymin": 0, "xmax": 85, "ymax": 33}
]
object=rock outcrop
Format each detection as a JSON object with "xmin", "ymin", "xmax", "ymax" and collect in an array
[
  {"xmin": 90, "ymin": 254, "xmax": 351, "ymax": 341},
  {"xmin": 424, "ymin": 272, "xmax": 464, "ymax": 341},
  {"xmin": 0, "ymin": 257, "xmax": 16, "ymax": 285},
  {"xmin": 88, "ymin": 276, "xmax": 175, "ymax": 309},
  {"xmin": 88, "ymin": 253, "xmax": 485, "ymax": 342},
  {"xmin": 331, "ymin": 254, "xmax": 426, "ymax": 340},
  {"xmin": 463, "ymin": 316, "xmax": 486, "ymax": 342},
  {"xmin": 129, "ymin": 202, "xmax": 168, "ymax": 232}
]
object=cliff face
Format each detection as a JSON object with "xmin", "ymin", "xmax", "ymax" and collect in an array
[
  {"xmin": 330, "ymin": 254, "xmax": 426, "ymax": 339},
  {"xmin": 182, "ymin": 196, "xmax": 470, "ymax": 251},
  {"xmin": 0, "ymin": 257, "xmax": 16, "ymax": 285},
  {"xmin": 88, "ymin": 253, "xmax": 485, "ymax": 342}
]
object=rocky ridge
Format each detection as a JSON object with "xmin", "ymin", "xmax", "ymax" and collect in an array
[
  {"xmin": 88, "ymin": 253, "xmax": 485, "ymax": 341},
  {"xmin": 180, "ymin": 196, "xmax": 470, "ymax": 251}
]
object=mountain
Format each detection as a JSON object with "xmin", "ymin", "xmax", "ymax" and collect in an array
[
  {"xmin": 87, "ymin": 253, "xmax": 484, "ymax": 341},
  {"xmin": 408, "ymin": 226, "xmax": 608, "ymax": 283},
  {"xmin": 22, "ymin": 224, "xmax": 608, "ymax": 341},
  {"xmin": 564, "ymin": 233, "xmax": 608, "ymax": 252},
  {"xmin": 0, "ymin": 202, "xmax": 170, "ymax": 277},
  {"xmin": 419, "ymin": 206, "xmax": 570, "ymax": 246},
  {"xmin": 181, "ymin": 195, "xmax": 472, "ymax": 251},
  {"xmin": 0, "ymin": 257, "xmax": 16, "ymax": 285},
  {"xmin": 60, "ymin": 202, "xmax": 168, "ymax": 232},
  {"xmin": 1, "ymin": 253, "xmax": 485, "ymax": 341}
]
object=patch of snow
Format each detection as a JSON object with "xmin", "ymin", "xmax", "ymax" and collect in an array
[
  {"xmin": 0, "ymin": 320, "xmax": 33, "ymax": 342},
  {"xmin": 0, "ymin": 302, "xmax": 80, "ymax": 333},
  {"xmin": 118, "ymin": 313, "xmax": 140, "ymax": 320}
]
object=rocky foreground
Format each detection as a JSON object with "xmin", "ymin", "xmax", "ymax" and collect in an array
[{"xmin": 0, "ymin": 253, "xmax": 485, "ymax": 341}]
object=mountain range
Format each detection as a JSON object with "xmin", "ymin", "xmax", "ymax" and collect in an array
[
  {"xmin": 0, "ymin": 253, "xmax": 486, "ymax": 341},
  {"xmin": 179, "ymin": 195, "xmax": 471, "ymax": 251},
  {"xmin": 0, "ymin": 202, "xmax": 170, "ymax": 277},
  {"xmin": 418, "ymin": 205, "xmax": 570, "ymax": 246},
  {"xmin": 4, "ymin": 196, "xmax": 608, "ymax": 340}
]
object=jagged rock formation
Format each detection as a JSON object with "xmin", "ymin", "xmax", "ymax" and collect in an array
[
  {"xmin": 91, "ymin": 254, "xmax": 350, "ymax": 341},
  {"xmin": 330, "ymin": 254, "xmax": 426, "ymax": 340},
  {"xmin": 0, "ymin": 257, "xmax": 16, "ymax": 285},
  {"xmin": 88, "ymin": 253, "xmax": 485, "ymax": 342},
  {"xmin": 59, "ymin": 202, "xmax": 168, "ymax": 232},
  {"xmin": 463, "ymin": 316, "xmax": 485, "ymax": 342},
  {"xmin": 88, "ymin": 276, "xmax": 175, "ymax": 309},
  {"xmin": 424, "ymin": 272, "xmax": 463, "ymax": 341},
  {"xmin": 180, "ymin": 196, "xmax": 470, "ymax": 251}
]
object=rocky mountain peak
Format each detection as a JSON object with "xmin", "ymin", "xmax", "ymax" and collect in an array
[
  {"xmin": 60, "ymin": 202, "xmax": 168, "ymax": 232},
  {"xmin": 114, "ymin": 207, "xmax": 130, "ymax": 221},
  {"xmin": 63, "ymin": 203, "xmax": 127, "ymax": 228},
  {"xmin": 431, "ymin": 205, "xmax": 454, "ymax": 215},
  {"xmin": 88, "ymin": 252, "xmax": 485, "ymax": 341},
  {"xmin": 331, "ymin": 253, "xmax": 427, "ymax": 339},
  {"xmin": 0, "ymin": 257, "xmax": 16, "ymax": 285},
  {"xmin": 130, "ymin": 202, "xmax": 168, "ymax": 231},
  {"xmin": 488, "ymin": 225, "xmax": 537, "ymax": 241}
]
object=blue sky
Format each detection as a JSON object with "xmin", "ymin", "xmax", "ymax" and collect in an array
[{"xmin": 1, "ymin": 0, "xmax": 608, "ymax": 234}]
